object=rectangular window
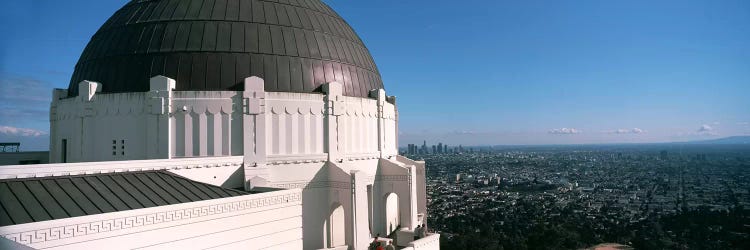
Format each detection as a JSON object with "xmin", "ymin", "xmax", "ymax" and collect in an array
[{"xmin": 61, "ymin": 139, "xmax": 67, "ymax": 163}]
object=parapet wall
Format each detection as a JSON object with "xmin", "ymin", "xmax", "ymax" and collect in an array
[
  {"xmin": 0, "ymin": 188, "xmax": 303, "ymax": 249},
  {"xmin": 49, "ymin": 76, "xmax": 398, "ymax": 165}
]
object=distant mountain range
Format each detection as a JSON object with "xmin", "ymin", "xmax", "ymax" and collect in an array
[{"xmin": 680, "ymin": 136, "xmax": 750, "ymax": 144}]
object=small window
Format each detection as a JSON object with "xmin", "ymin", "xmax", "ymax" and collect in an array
[{"xmin": 112, "ymin": 139, "xmax": 126, "ymax": 157}]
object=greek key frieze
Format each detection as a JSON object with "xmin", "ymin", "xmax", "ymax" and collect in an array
[{"xmin": 2, "ymin": 192, "xmax": 301, "ymax": 245}]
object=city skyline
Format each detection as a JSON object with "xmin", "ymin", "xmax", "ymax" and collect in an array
[{"xmin": 2, "ymin": 0, "xmax": 749, "ymax": 150}]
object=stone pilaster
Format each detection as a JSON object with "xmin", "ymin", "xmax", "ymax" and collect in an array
[
  {"xmin": 350, "ymin": 170, "xmax": 370, "ymax": 250},
  {"xmin": 407, "ymin": 164, "xmax": 418, "ymax": 230},
  {"xmin": 78, "ymin": 80, "xmax": 100, "ymax": 162},
  {"xmin": 49, "ymin": 88, "xmax": 67, "ymax": 163},
  {"xmin": 370, "ymin": 89, "xmax": 387, "ymax": 158},
  {"xmin": 324, "ymin": 82, "xmax": 344, "ymax": 162},
  {"xmin": 78, "ymin": 80, "xmax": 100, "ymax": 102},
  {"xmin": 146, "ymin": 76, "xmax": 175, "ymax": 159},
  {"xmin": 242, "ymin": 76, "xmax": 269, "ymax": 190},
  {"xmin": 389, "ymin": 95, "xmax": 398, "ymax": 156}
]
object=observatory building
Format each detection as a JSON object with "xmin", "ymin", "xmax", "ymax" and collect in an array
[{"xmin": 0, "ymin": 0, "xmax": 438, "ymax": 249}]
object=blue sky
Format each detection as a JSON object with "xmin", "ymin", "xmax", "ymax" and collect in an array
[{"xmin": 1, "ymin": 0, "xmax": 749, "ymax": 150}]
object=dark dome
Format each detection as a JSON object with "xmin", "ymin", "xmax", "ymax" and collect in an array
[{"xmin": 68, "ymin": 0, "xmax": 383, "ymax": 98}]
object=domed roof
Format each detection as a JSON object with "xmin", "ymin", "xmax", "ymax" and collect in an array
[{"xmin": 68, "ymin": 0, "xmax": 383, "ymax": 98}]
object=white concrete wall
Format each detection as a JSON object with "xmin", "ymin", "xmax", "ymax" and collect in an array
[
  {"xmin": 382, "ymin": 102, "xmax": 398, "ymax": 157},
  {"xmin": 171, "ymin": 91, "xmax": 238, "ymax": 158},
  {"xmin": 265, "ymin": 92, "xmax": 327, "ymax": 157},
  {"xmin": 0, "ymin": 189, "xmax": 302, "ymax": 250},
  {"xmin": 409, "ymin": 234, "xmax": 441, "ymax": 250},
  {"xmin": 46, "ymin": 76, "xmax": 428, "ymax": 249},
  {"xmin": 397, "ymin": 155, "xmax": 428, "ymax": 223},
  {"xmin": 395, "ymin": 229, "xmax": 441, "ymax": 250},
  {"xmin": 372, "ymin": 158, "xmax": 418, "ymax": 235},
  {"xmin": 50, "ymin": 77, "xmax": 399, "ymax": 165},
  {"xmin": 340, "ymin": 96, "xmax": 380, "ymax": 155},
  {"xmin": 262, "ymin": 157, "xmax": 420, "ymax": 250},
  {"xmin": 50, "ymin": 90, "xmax": 151, "ymax": 163},
  {"xmin": 0, "ymin": 155, "xmax": 427, "ymax": 250},
  {"xmin": 50, "ymin": 78, "xmax": 242, "ymax": 163}
]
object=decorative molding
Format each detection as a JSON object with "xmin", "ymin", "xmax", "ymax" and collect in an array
[
  {"xmin": 343, "ymin": 153, "xmax": 380, "ymax": 161},
  {"xmin": 272, "ymin": 180, "xmax": 351, "ymax": 190},
  {"xmin": 269, "ymin": 105, "xmax": 325, "ymax": 115},
  {"xmin": 0, "ymin": 157, "xmax": 244, "ymax": 180},
  {"xmin": 171, "ymin": 98, "xmax": 233, "ymax": 114},
  {"xmin": 1, "ymin": 191, "xmax": 302, "ymax": 246},
  {"xmin": 375, "ymin": 175, "xmax": 409, "ymax": 182},
  {"xmin": 266, "ymin": 154, "xmax": 328, "ymax": 165}
]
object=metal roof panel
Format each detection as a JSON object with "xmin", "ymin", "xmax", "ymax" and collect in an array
[{"xmin": 0, "ymin": 171, "xmax": 248, "ymax": 227}]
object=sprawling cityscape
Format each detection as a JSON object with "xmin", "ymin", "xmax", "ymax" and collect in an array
[{"xmin": 404, "ymin": 141, "xmax": 750, "ymax": 249}]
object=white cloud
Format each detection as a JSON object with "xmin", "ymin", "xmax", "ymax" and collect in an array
[
  {"xmin": 695, "ymin": 124, "xmax": 719, "ymax": 136},
  {"xmin": 671, "ymin": 124, "xmax": 721, "ymax": 138},
  {"xmin": 608, "ymin": 128, "xmax": 646, "ymax": 134},
  {"xmin": 548, "ymin": 128, "xmax": 581, "ymax": 134},
  {"xmin": 712, "ymin": 121, "xmax": 720, "ymax": 125},
  {"xmin": 0, "ymin": 126, "xmax": 48, "ymax": 137}
]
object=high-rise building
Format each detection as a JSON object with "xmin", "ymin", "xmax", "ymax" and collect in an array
[
  {"xmin": 410, "ymin": 144, "xmax": 417, "ymax": 155},
  {"xmin": 437, "ymin": 143, "xmax": 443, "ymax": 154},
  {"xmin": 0, "ymin": 1, "xmax": 437, "ymax": 249}
]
